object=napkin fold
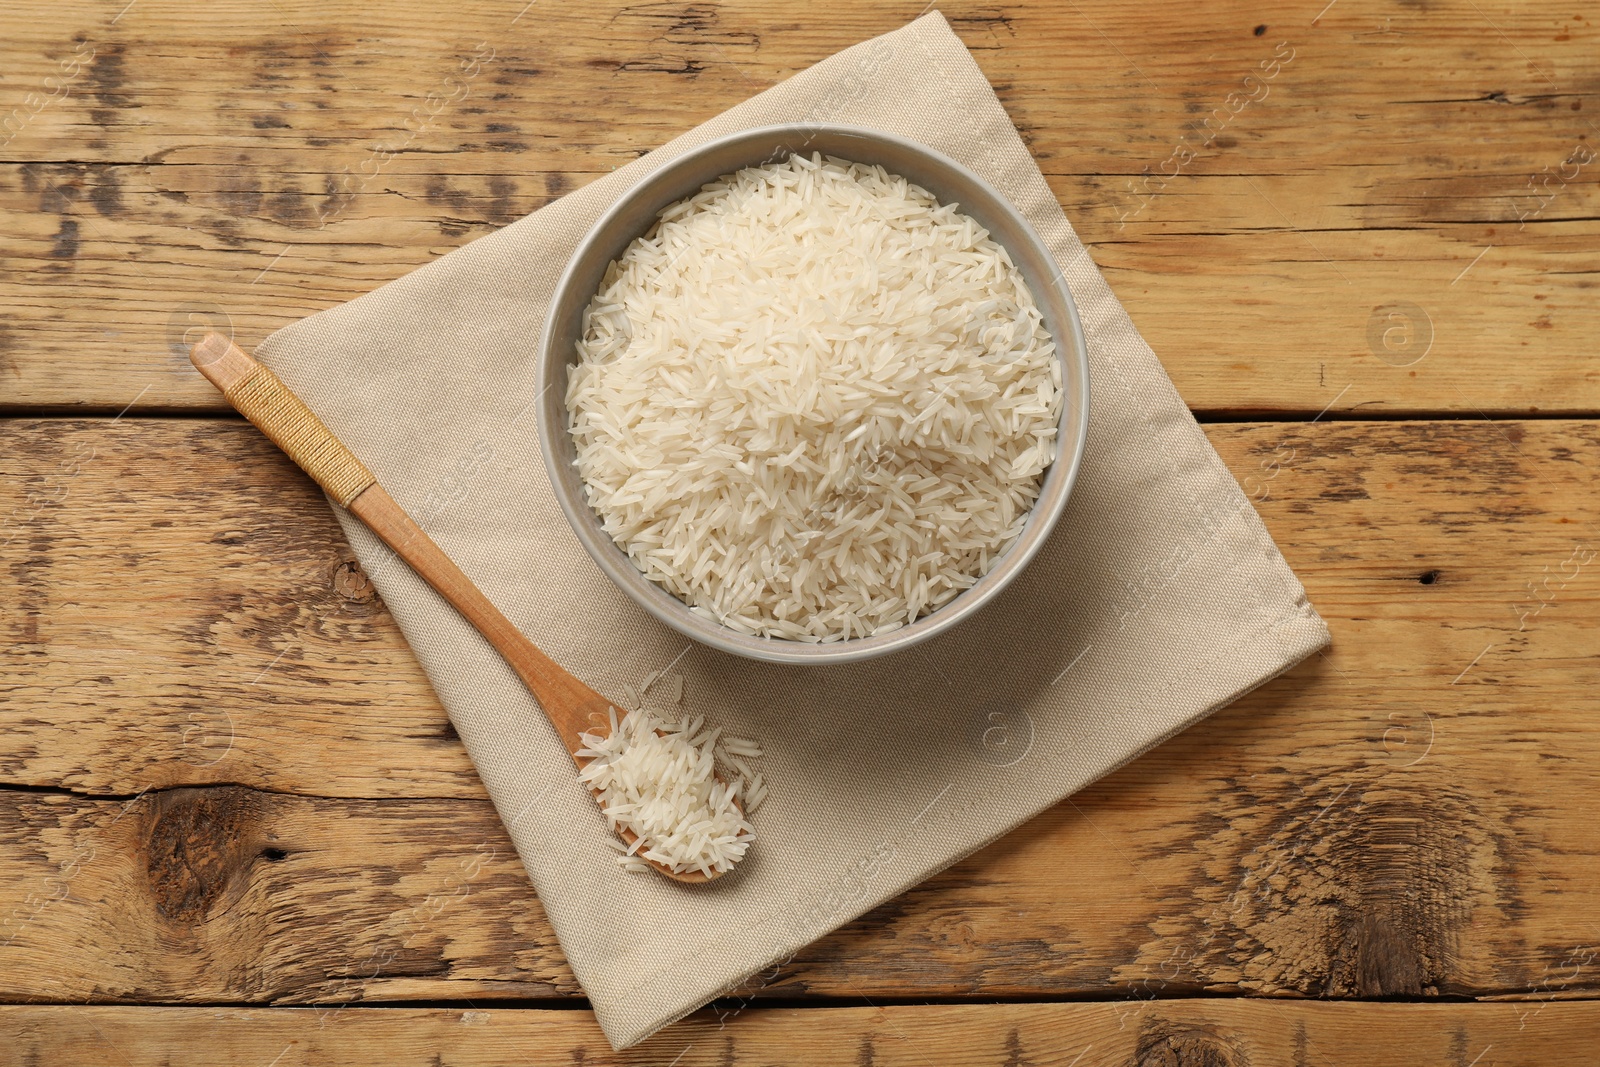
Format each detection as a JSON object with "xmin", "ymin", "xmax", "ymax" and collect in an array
[{"xmin": 258, "ymin": 12, "xmax": 1329, "ymax": 1048}]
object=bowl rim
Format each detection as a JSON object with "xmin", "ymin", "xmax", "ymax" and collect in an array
[{"xmin": 536, "ymin": 123, "xmax": 1091, "ymax": 665}]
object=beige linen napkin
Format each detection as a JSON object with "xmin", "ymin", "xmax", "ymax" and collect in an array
[{"xmin": 257, "ymin": 12, "xmax": 1329, "ymax": 1048}]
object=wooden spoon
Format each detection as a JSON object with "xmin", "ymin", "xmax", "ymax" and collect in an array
[{"xmin": 189, "ymin": 332, "xmax": 730, "ymax": 883}]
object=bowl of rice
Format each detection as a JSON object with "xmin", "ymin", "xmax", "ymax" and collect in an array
[{"xmin": 537, "ymin": 125, "xmax": 1090, "ymax": 664}]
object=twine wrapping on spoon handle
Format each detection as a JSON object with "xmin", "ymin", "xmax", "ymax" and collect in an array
[{"xmin": 191, "ymin": 331, "xmax": 376, "ymax": 506}]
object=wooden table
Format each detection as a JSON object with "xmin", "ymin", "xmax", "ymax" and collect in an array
[{"xmin": 3, "ymin": 1, "xmax": 1597, "ymax": 1062}]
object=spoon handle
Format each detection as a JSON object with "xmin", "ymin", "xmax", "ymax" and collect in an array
[{"xmin": 188, "ymin": 332, "xmax": 611, "ymax": 758}]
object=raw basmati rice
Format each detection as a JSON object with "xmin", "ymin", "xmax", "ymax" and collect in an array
[
  {"xmin": 578, "ymin": 706, "xmax": 754, "ymax": 876},
  {"xmin": 567, "ymin": 152, "xmax": 1063, "ymax": 641},
  {"xmin": 721, "ymin": 736, "xmax": 763, "ymax": 759}
]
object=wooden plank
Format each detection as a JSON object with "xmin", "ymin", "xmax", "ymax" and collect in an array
[
  {"xmin": 5, "ymin": 1001, "xmax": 1598, "ymax": 1065},
  {"xmin": 0, "ymin": 418, "xmax": 473, "ymax": 802},
  {"xmin": 1, "ymin": 417, "xmax": 1596, "ymax": 1003},
  {"xmin": 1, "ymin": 0, "xmax": 1598, "ymax": 414},
  {"xmin": 0, "ymin": 789, "xmax": 576, "ymax": 1003}
]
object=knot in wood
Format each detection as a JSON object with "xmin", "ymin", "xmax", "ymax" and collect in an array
[
  {"xmin": 143, "ymin": 786, "xmax": 267, "ymax": 923},
  {"xmin": 1136, "ymin": 1021, "xmax": 1246, "ymax": 1067},
  {"xmin": 332, "ymin": 558, "xmax": 376, "ymax": 603}
]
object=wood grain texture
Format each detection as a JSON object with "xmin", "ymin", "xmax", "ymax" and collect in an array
[
  {"xmin": 1, "ymin": 0, "xmax": 1598, "ymax": 414},
  {"xmin": 1, "ymin": 418, "xmax": 1595, "ymax": 1005},
  {"xmin": 4, "ymin": 1001, "xmax": 1598, "ymax": 1066}
]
